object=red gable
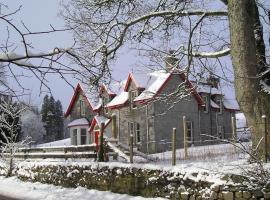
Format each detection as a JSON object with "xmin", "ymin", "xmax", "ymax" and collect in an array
[{"xmin": 64, "ymin": 83, "xmax": 100, "ymax": 118}]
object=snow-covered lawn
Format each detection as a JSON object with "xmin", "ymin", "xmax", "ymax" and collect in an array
[{"xmin": 0, "ymin": 176, "xmax": 166, "ymax": 200}]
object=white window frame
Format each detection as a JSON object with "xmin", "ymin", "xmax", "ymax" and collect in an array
[
  {"xmin": 203, "ymin": 96, "xmax": 209, "ymax": 113},
  {"xmin": 129, "ymin": 90, "xmax": 138, "ymax": 109},
  {"xmin": 80, "ymin": 128, "xmax": 87, "ymax": 145},
  {"xmin": 186, "ymin": 121, "xmax": 193, "ymax": 143},
  {"xmin": 80, "ymin": 99, "xmax": 85, "ymax": 116},
  {"xmin": 216, "ymin": 98, "xmax": 223, "ymax": 114}
]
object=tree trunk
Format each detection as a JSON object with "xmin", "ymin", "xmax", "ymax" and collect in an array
[{"xmin": 228, "ymin": 0, "xmax": 270, "ymax": 159}]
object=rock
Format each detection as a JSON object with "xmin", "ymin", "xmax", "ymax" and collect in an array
[
  {"xmin": 180, "ymin": 192, "xmax": 189, "ymax": 200},
  {"xmin": 264, "ymin": 192, "xmax": 270, "ymax": 199},
  {"xmin": 253, "ymin": 190, "xmax": 263, "ymax": 198},
  {"xmin": 222, "ymin": 191, "xmax": 234, "ymax": 200},
  {"xmin": 235, "ymin": 191, "xmax": 242, "ymax": 198},
  {"xmin": 209, "ymin": 191, "xmax": 218, "ymax": 200},
  {"xmin": 211, "ymin": 184, "xmax": 220, "ymax": 192},
  {"xmin": 242, "ymin": 191, "xmax": 251, "ymax": 199}
]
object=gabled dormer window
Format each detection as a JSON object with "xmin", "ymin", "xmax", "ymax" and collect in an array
[
  {"xmin": 203, "ymin": 96, "xmax": 209, "ymax": 113},
  {"xmin": 129, "ymin": 90, "xmax": 138, "ymax": 109},
  {"xmin": 80, "ymin": 99, "xmax": 85, "ymax": 116}
]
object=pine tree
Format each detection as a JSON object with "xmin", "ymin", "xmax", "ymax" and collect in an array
[
  {"xmin": 41, "ymin": 95, "xmax": 64, "ymax": 142},
  {"xmin": 55, "ymin": 100, "xmax": 64, "ymax": 140}
]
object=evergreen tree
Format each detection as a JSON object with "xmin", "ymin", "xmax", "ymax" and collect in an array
[
  {"xmin": 55, "ymin": 100, "xmax": 64, "ymax": 140},
  {"xmin": 41, "ymin": 95, "xmax": 64, "ymax": 142}
]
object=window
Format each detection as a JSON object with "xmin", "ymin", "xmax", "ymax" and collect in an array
[
  {"xmin": 216, "ymin": 98, "xmax": 223, "ymax": 114},
  {"xmin": 186, "ymin": 121, "xmax": 193, "ymax": 144},
  {"xmin": 129, "ymin": 90, "xmax": 138, "ymax": 109},
  {"xmin": 203, "ymin": 96, "xmax": 209, "ymax": 113},
  {"xmin": 102, "ymin": 97, "xmax": 109, "ymax": 114},
  {"xmin": 73, "ymin": 129, "xmax": 77, "ymax": 145},
  {"xmin": 136, "ymin": 123, "xmax": 141, "ymax": 143},
  {"xmin": 80, "ymin": 99, "xmax": 85, "ymax": 116},
  {"xmin": 81, "ymin": 128, "xmax": 87, "ymax": 145}
]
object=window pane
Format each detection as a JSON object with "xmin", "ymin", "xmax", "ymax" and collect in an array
[
  {"xmin": 81, "ymin": 128, "xmax": 87, "ymax": 145},
  {"xmin": 136, "ymin": 123, "xmax": 140, "ymax": 143},
  {"xmin": 73, "ymin": 129, "xmax": 77, "ymax": 145}
]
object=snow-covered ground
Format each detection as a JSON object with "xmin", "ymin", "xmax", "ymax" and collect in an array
[
  {"xmin": 36, "ymin": 138, "xmax": 71, "ymax": 147},
  {"xmin": 0, "ymin": 176, "xmax": 166, "ymax": 200}
]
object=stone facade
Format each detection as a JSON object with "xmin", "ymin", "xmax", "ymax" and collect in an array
[{"xmin": 110, "ymin": 73, "xmax": 237, "ymax": 154}]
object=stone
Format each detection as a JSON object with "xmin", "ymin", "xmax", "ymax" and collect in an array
[
  {"xmin": 253, "ymin": 190, "xmax": 263, "ymax": 198},
  {"xmin": 242, "ymin": 191, "xmax": 251, "ymax": 199},
  {"xmin": 180, "ymin": 192, "xmax": 189, "ymax": 200},
  {"xmin": 209, "ymin": 191, "xmax": 218, "ymax": 199},
  {"xmin": 235, "ymin": 191, "xmax": 242, "ymax": 198},
  {"xmin": 222, "ymin": 191, "xmax": 234, "ymax": 200},
  {"xmin": 211, "ymin": 185, "xmax": 220, "ymax": 192},
  {"xmin": 264, "ymin": 193, "xmax": 270, "ymax": 199},
  {"xmin": 189, "ymin": 195, "xmax": 196, "ymax": 200}
]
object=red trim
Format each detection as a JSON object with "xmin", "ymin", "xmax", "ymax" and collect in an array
[
  {"xmin": 64, "ymin": 83, "xmax": 100, "ymax": 118},
  {"xmin": 99, "ymin": 83, "xmax": 116, "ymax": 97},
  {"xmin": 124, "ymin": 73, "xmax": 145, "ymax": 92}
]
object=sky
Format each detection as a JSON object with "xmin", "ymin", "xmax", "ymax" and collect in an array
[
  {"xmin": 0, "ymin": 0, "xmax": 140, "ymax": 110},
  {"xmin": 3, "ymin": 1, "xmax": 268, "ymax": 111}
]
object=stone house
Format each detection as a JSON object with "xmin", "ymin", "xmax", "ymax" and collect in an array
[{"xmin": 65, "ymin": 66, "xmax": 239, "ymax": 154}]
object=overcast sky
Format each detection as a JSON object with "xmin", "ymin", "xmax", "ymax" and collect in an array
[{"xmin": 0, "ymin": 0, "xmax": 139, "ymax": 110}]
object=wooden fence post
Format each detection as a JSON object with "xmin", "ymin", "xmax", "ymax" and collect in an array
[
  {"xmin": 112, "ymin": 114, "xmax": 117, "ymax": 139},
  {"xmin": 262, "ymin": 115, "xmax": 268, "ymax": 163},
  {"xmin": 172, "ymin": 128, "xmax": 176, "ymax": 166},
  {"xmin": 183, "ymin": 116, "xmax": 188, "ymax": 159},
  {"xmin": 98, "ymin": 122, "xmax": 105, "ymax": 162},
  {"xmin": 130, "ymin": 134, "xmax": 133, "ymax": 163},
  {"xmin": 231, "ymin": 116, "xmax": 236, "ymax": 152}
]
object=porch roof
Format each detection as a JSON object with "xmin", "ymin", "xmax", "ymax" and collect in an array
[{"xmin": 68, "ymin": 118, "xmax": 89, "ymax": 127}]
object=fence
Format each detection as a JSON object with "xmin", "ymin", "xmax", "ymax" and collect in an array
[{"xmin": 3, "ymin": 144, "xmax": 118, "ymax": 160}]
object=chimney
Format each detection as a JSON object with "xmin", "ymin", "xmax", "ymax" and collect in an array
[
  {"xmin": 164, "ymin": 50, "xmax": 178, "ymax": 70},
  {"xmin": 207, "ymin": 74, "xmax": 220, "ymax": 89}
]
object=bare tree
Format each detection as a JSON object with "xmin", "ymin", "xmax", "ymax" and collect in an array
[
  {"xmin": 61, "ymin": 0, "xmax": 270, "ymax": 158},
  {"xmin": 0, "ymin": 100, "xmax": 30, "ymax": 177},
  {"xmin": 0, "ymin": 3, "xmax": 106, "ymax": 96}
]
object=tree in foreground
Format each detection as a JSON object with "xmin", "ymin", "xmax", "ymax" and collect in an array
[
  {"xmin": 0, "ymin": 101, "xmax": 29, "ymax": 177},
  {"xmin": 62, "ymin": 0, "xmax": 270, "ymax": 159}
]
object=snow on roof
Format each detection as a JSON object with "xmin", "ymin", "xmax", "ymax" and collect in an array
[
  {"xmin": 196, "ymin": 84, "xmax": 223, "ymax": 95},
  {"xmin": 106, "ymin": 91, "xmax": 129, "ymax": 108},
  {"xmin": 94, "ymin": 115, "xmax": 111, "ymax": 127},
  {"xmin": 68, "ymin": 118, "xmax": 89, "ymax": 127},
  {"xmin": 134, "ymin": 70, "xmax": 170, "ymax": 101},
  {"xmin": 210, "ymin": 100, "xmax": 219, "ymax": 109},
  {"xmin": 223, "ymin": 98, "xmax": 240, "ymax": 110}
]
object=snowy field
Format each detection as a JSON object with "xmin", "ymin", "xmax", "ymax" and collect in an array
[{"xmin": 0, "ymin": 176, "xmax": 166, "ymax": 200}]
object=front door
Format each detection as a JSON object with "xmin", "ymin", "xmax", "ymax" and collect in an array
[{"xmin": 95, "ymin": 131, "xmax": 100, "ymax": 151}]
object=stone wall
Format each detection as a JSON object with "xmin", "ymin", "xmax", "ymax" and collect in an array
[{"xmin": 0, "ymin": 162, "xmax": 269, "ymax": 200}]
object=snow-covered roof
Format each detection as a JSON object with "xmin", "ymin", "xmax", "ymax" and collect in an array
[
  {"xmin": 106, "ymin": 91, "xmax": 129, "ymax": 108},
  {"xmin": 134, "ymin": 70, "xmax": 171, "ymax": 102},
  {"xmin": 68, "ymin": 118, "xmax": 89, "ymax": 127},
  {"xmin": 223, "ymin": 98, "xmax": 240, "ymax": 110},
  {"xmin": 196, "ymin": 84, "xmax": 223, "ymax": 95},
  {"xmin": 94, "ymin": 115, "xmax": 111, "ymax": 127},
  {"xmin": 210, "ymin": 100, "xmax": 219, "ymax": 109}
]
